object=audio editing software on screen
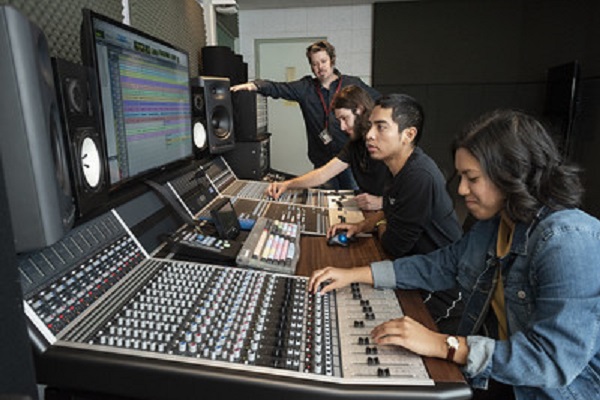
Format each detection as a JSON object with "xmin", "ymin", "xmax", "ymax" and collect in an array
[{"xmin": 92, "ymin": 17, "xmax": 192, "ymax": 185}]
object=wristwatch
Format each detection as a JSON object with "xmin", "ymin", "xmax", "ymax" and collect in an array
[
  {"xmin": 446, "ymin": 336, "xmax": 460, "ymax": 362},
  {"xmin": 375, "ymin": 219, "xmax": 387, "ymax": 228}
]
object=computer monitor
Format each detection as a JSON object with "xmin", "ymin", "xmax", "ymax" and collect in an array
[{"xmin": 81, "ymin": 9, "xmax": 192, "ymax": 188}]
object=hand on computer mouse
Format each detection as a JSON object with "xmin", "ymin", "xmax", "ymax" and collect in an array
[
  {"xmin": 327, "ymin": 229, "xmax": 356, "ymax": 247},
  {"xmin": 326, "ymin": 223, "xmax": 359, "ymax": 240}
]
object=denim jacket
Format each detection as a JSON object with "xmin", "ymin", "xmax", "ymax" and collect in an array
[{"xmin": 371, "ymin": 208, "xmax": 600, "ymax": 400}]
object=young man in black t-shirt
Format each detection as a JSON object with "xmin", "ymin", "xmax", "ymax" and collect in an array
[{"xmin": 328, "ymin": 94, "xmax": 464, "ymax": 333}]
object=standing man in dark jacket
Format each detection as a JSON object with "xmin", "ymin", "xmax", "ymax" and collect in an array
[{"xmin": 231, "ymin": 40, "xmax": 379, "ymax": 190}]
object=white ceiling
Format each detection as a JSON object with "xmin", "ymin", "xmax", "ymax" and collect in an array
[{"xmin": 235, "ymin": 0, "xmax": 411, "ymax": 10}]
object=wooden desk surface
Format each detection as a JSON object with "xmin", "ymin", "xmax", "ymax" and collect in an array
[{"xmin": 297, "ymin": 235, "xmax": 466, "ymax": 384}]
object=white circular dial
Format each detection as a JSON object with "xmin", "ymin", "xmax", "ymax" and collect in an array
[
  {"xmin": 193, "ymin": 121, "xmax": 207, "ymax": 149},
  {"xmin": 80, "ymin": 137, "xmax": 101, "ymax": 188}
]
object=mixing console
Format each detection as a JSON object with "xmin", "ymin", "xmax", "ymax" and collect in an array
[
  {"xmin": 178, "ymin": 158, "xmax": 365, "ymax": 237},
  {"xmin": 166, "ymin": 224, "xmax": 242, "ymax": 265},
  {"xmin": 221, "ymin": 180, "xmax": 309, "ymax": 204},
  {"xmin": 57, "ymin": 259, "xmax": 432, "ymax": 386},
  {"xmin": 230, "ymin": 197, "xmax": 329, "ymax": 236},
  {"xmin": 167, "ymin": 167, "xmax": 218, "ymax": 216},
  {"xmin": 202, "ymin": 156, "xmax": 237, "ymax": 193},
  {"xmin": 16, "ymin": 159, "xmax": 470, "ymax": 399},
  {"xmin": 236, "ymin": 217, "xmax": 300, "ymax": 274},
  {"xmin": 18, "ymin": 211, "xmax": 147, "ymax": 346},
  {"xmin": 17, "ymin": 210, "xmax": 470, "ymax": 399},
  {"xmin": 193, "ymin": 197, "xmax": 328, "ymax": 236}
]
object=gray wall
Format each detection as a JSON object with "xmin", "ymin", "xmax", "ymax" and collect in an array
[
  {"xmin": 373, "ymin": 0, "xmax": 600, "ymax": 218},
  {"xmin": 0, "ymin": 0, "xmax": 205, "ymax": 76}
]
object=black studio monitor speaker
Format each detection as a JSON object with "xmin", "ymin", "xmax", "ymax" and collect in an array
[
  {"xmin": 194, "ymin": 76, "xmax": 235, "ymax": 155},
  {"xmin": 201, "ymin": 46, "xmax": 235, "ymax": 82},
  {"xmin": 232, "ymin": 90, "xmax": 259, "ymax": 142},
  {"xmin": 52, "ymin": 57, "xmax": 108, "ymax": 218},
  {"xmin": 224, "ymin": 134, "xmax": 270, "ymax": 180},
  {"xmin": 0, "ymin": 6, "xmax": 75, "ymax": 253},
  {"xmin": 190, "ymin": 77, "xmax": 209, "ymax": 160}
]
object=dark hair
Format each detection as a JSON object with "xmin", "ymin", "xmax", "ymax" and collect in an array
[
  {"xmin": 332, "ymin": 85, "xmax": 374, "ymax": 140},
  {"xmin": 375, "ymin": 94, "xmax": 424, "ymax": 145},
  {"xmin": 306, "ymin": 40, "xmax": 336, "ymax": 66},
  {"xmin": 453, "ymin": 109, "xmax": 583, "ymax": 223}
]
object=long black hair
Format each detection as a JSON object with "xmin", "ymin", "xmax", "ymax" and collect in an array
[
  {"xmin": 453, "ymin": 109, "xmax": 583, "ymax": 223},
  {"xmin": 332, "ymin": 85, "xmax": 374, "ymax": 140},
  {"xmin": 332, "ymin": 85, "xmax": 375, "ymax": 171}
]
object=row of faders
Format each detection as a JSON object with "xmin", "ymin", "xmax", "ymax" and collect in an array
[
  {"xmin": 236, "ymin": 217, "xmax": 300, "ymax": 274},
  {"xmin": 83, "ymin": 264, "xmax": 334, "ymax": 373},
  {"xmin": 73, "ymin": 262, "xmax": 433, "ymax": 386}
]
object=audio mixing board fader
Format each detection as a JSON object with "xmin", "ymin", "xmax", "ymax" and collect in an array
[
  {"xmin": 179, "ymin": 157, "xmax": 368, "ymax": 237},
  {"xmin": 56, "ymin": 262, "xmax": 433, "ymax": 386},
  {"xmin": 18, "ymin": 211, "xmax": 147, "ymax": 345}
]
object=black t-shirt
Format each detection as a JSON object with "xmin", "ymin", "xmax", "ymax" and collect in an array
[
  {"xmin": 380, "ymin": 147, "xmax": 465, "ymax": 334},
  {"xmin": 336, "ymin": 140, "xmax": 389, "ymax": 196},
  {"xmin": 381, "ymin": 147, "xmax": 462, "ymax": 259}
]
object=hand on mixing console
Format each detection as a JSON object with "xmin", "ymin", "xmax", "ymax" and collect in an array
[
  {"xmin": 266, "ymin": 181, "xmax": 289, "ymax": 200},
  {"xmin": 354, "ymin": 193, "xmax": 383, "ymax": 211},
  {"xmin": 370, "ymin": 316, "xmax": 451, "ymax": 360},
  {"xmin": 308, "ymin": 266, "xmax": 373, "ymax": 295}
]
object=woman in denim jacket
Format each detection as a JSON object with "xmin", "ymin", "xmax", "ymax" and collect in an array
[{"xmin": 309, "ymin": 110, "xmax": 600, "ymax": 399}]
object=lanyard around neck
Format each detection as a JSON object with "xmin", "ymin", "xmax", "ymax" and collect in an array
[{"xmin": 315, "ymin": 76, "xmax": 343, "ymax": 130}]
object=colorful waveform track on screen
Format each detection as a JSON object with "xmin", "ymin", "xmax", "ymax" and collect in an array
[
  {"xmin": 117, "ymin": 54, "xmax": 191, "ymax": 177},
  {"xmin": 89, "ymin": 14, "xmax": 193, "ymax": 186}
]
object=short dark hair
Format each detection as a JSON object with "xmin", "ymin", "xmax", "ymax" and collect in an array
[
  {"xmin": 375, "ymin": 94, "xmax": 424, "ymax": 145},
  {"xmin": 332, "ymin": 85, "xmax": 374, "ymax": 140},
  {"xmin": 453, "ymin": 109, "xmax": 583, "ymax": 223},
  {"xmin": 306, "ymin": 40, "xmax": 336, "ymax": 65}
]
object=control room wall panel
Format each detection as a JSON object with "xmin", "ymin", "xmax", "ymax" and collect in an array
[{"xmin": 0, "ymin": 0, "xmax": 205, "ymax": 76}]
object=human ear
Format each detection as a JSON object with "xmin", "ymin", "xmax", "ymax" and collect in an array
[{"xmin": 403, "ymin": 127, "xmax": 417, "ymax": 143}]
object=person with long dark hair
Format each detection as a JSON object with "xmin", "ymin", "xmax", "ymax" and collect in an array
[
  {"xmin": 232, "ymin": 40, "xmax": 379, "ymax": 191},
  {"xmin": 265, "ymin": 85, "xmax": 388, "ymax": 210},
  {"xmin": 309, "ymin": 109, "xmax": 600, "ymax": 399}
]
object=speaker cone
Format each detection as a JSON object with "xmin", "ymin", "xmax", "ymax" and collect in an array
[
  {"xmin": 79, "ymin": 133, "xmax": 102, "ymax": 189},
  {"xmin": 211, "ymin": 105, "xmax": 231, "ymax": 139},
  {"xmin": 193, "ymin": 122, "xmax": 207, "ymax": 149}
]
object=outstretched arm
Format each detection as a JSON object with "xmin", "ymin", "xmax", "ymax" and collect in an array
[
  {"xmin": 265, "ymin": 158, "xmax": 348, "ymax": 199},
  {"xmin": 230, "ymin": 82, "xmax": 258, "ymax": 92}
]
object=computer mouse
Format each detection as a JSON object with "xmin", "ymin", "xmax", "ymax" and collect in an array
[{"xmin": 327, "ymin": 230, "xmax": 354, "ymax": 247}]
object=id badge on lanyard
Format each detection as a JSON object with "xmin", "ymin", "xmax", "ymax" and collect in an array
[
  {"xmin": 316, "ymin": 77, "xmax": 342, "ymax": 146},
  {"xmin": 318, "ymin": 128, "xmax": 333, "ymax": 145}
]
